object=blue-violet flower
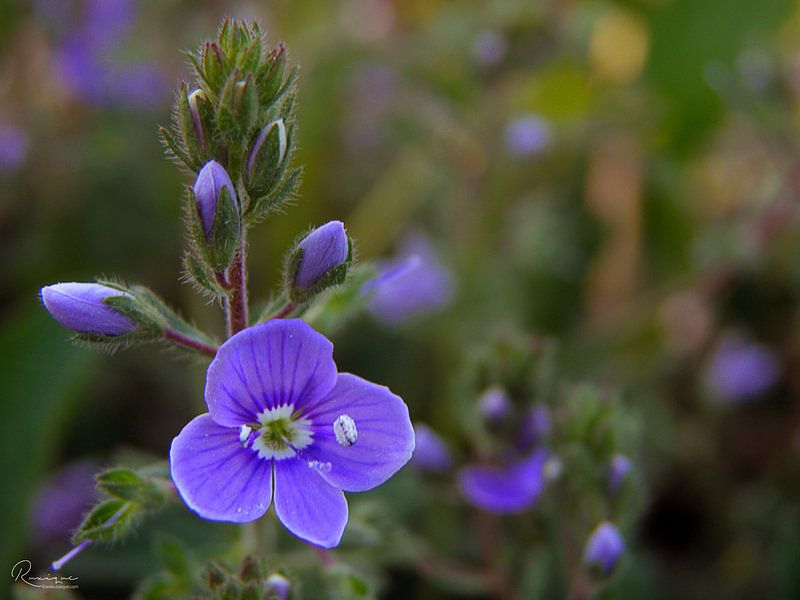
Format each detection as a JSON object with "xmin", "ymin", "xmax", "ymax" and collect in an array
[
  {"xmin": 583, "ymin": 521, "xmax": 625, "ymax": 575},
  {"xmin": 170, "ymin": 319, "xmax": 415, "ymax": 548}
]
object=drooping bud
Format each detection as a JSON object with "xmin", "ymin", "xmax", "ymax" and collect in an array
[
  {"xmin": 583, "ymin": 521, "xmax": 625, "ymax": 576},
  {"xmin": 478, "ymin": 386, "xmax": 511, "ymax": 423},
  {"xmin": 264, "ymin": 573, "xmax": 291, "ymax": 600},
  {"xmin": 245, "ymin": 119, "xmax": 287, "ymax": 195},
  {"xmin": 411, "ymin": 424, "xmax": 451, "ymax": 473},
  {"xmin": 286, "ymin": 221, "xmax": 351, "ymax": 302},
  {"xmin": 41, "ymin": 283, "xmax": 137, "ymax": 336},
  {"xmin": 191, "ymin": 161, "xmax": 240, "ymax": 271},
  {"xmin": 608, "ymin": 454, "xmax": 633, "ymax": 496}
]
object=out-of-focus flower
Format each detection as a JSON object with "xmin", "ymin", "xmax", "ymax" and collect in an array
[
  {"xmin": 705, "ymin": 336, "xmax": 780, "ymax": 402},
  {"xmin": 518, "ymin": 405, "xmax": 551, "ymax": 449},
  {"xmin": 170, "ymin": 320, "xmax": 414, "ymax": 548},
  {"xmin": 32, "ymin": 462, "xmax": 98, "ymax": 544},
  {"xmin": 41, "ymin": 282, "xmax": 137, "ymax": 336},
  {"xmin": 608, "ymin": 454, "xmax": 632, "ymax": 496},
  {"xmin": 411, "ymin": 424, "xmax": 451, "ymax": 472},
  {"xmin": 583, "ymin": 521, "xmax": 625, "ymax": 575},
  {"xmin": 478, "ymin": 386, "xmax": 511, "ymax": 423},
  {"xmin": 264, "ymin": 573, "xmax": 291, "ymax": 599},
  {"xmin": 504, "ymin": 114, "xmax": 551, "ymax": 157},
  {"xmin": 472, "ymin": 30, "xmax": 507, "ymax": 67},
  {"xmin": 292, "ymin": 221, "xmax": 350, "ymax": 292},
  {"xmin": 0, "ymin": 123, "xmax": 29, "ymax": 171},
  {"xmin": 363, "ymin": 232, "xmax": 455, "ymax": 324},
  {"xmin": 458, "ymin": 450, "xmax": 549, "ymax": 514}
]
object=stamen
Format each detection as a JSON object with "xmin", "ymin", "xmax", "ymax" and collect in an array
[
  {"xmin": 333, "ymin": 414, "xmax": 357, "ymax": 447},
  {"xmin": 239, "ymin": 424, "xmax": 252, "ymax": 447}
]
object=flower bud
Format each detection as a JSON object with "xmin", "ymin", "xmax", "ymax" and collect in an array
[
  {"xmin": 518, "ymin": 405, "xmax": 551, "ymax": 449},
  {"xmin": 246, "ymin": 119, "xmax": 287, "ymax": 191},
  {"xmin": 287, "ymin": 221, "xmax": 350, "ymax": 301},
  {"xmin": 411, "ymin": 424, "xmax": 451, "ymax": 473},
  {"xmin": 218, "ymin": 71, "xmax": 258, "ymax": 142},
  {"xmin": 583, "ymin": 521, "xmax": 625, "ymax": 576},
  {"xmin": 187, "ymin": 88, "xmax": 208, "ymax": 152},
  {"xmin": 194, "ymin": 161, "xmax": 238, "ymax": 239},
  {"xmin": 608, "ymin": 454, "xmax": 633, "ymax": 496},
  {"xmin": 478, "ymin": 386, "xmax": 511, "ymax": 423},
  {"xmin": 191, "ymin": 161, "xmax": 241, "ymax": 271},
  {"xmin": 265, "ymin": 573, "xmax": 291, "ymax": 600},
  {"xmin": 201, "ymin": 42, "xmax": 227, "ymax": 92},
  {"xmin": 41, "ymin": 283, "xmax": 137, "ymax": 336}
]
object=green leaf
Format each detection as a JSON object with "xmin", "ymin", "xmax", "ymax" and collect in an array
[{"xmin": 73, "ymin": 499, "xmax": 135, "ymax": 544}]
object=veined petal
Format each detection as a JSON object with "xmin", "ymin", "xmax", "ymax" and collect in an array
[
  {"xmin": 301, "ymin": 374, "xmax": 414, "ymax": 492},
  {"xmin": 458, "ymin": 450, "xmax": 549, "ymax": 514},
  {"xmin": 205, "ymin": 320, "xmax": 338, "ymax": 426},
  {"xmin": 273, "ymin": 458, "xmax": 348, "ymax": 548},
  {"xmin": 170, "ymin": 414, "xmax": 272, "ymax": 523}
]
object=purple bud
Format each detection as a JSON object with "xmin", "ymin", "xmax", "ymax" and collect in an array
[
  {"xmin": 478, "ymin": 386, "xmax": 511, "ymax": 422},
  {"xmin": 264, "ymin": 573, "xmax": 291, "ymax": 600},
  {"xmin": 247, "ymin": 118, "xmax": 287, "ymax": 179},
  {"xmin": 504, "ymin": 114, "xmax": 550, "ymax": 157},
  {"xmin": 41, "ymin": 282, "xmax": 136, "ymax": 336},
  {"xmin": 411, "ymin": 424, "xmax": 452, "ymax": 473},
  {"xmin": 583, "ymin": 521, "xmax": 625, "ymax": 575},
  {"xmin": 608, "ymin": 454, "xmax": 633, "ymax": 496},
  {"xmin": 193, "ymin": 161, "xmax": 238, "ymax": 241},
  {"xmin": 294, "ymin": 221, "xmax": 349, "ymax": 291},
  {"xmin": 705, "ymin": 336, "xmax": 780, "ymax": 402},
  {"xmin": 518, "ymin": 405, "xmax": 551, "ymax": 449}
]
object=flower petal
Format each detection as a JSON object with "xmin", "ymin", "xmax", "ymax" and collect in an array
[
  {"xmin": 301, "ymin": 373, "xmax": 415, "ymax": 492},
  {"xmin": 458, "ymin": 450, "xmax": 549, "ymax": 514},
  {"xmin": 273, "ymin": 458, "xmax": 348, "ymax": 548},
  {"xmin": 205, "ymin": 320, "xmax": 338, "ymax": 426},
  {"xmin": 170, "ymin": 414, "xmax": 272, "ymax": 522}
]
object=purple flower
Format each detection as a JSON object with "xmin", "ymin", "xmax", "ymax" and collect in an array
[
  {"xmin": 411, "ymin": 424, "xmax": 451, "ymax": 472},
  {"xmin": 478, "ymin": 386, "xmax": 511, "ymax": 423},
  {"xmin": 170, "ymin": 319, "xmax": 415, "ymax": 548},
  {"xmin": 472, "ymin": 30, "xmax": 507, "ymax": 67},
  {"xmin": 706, "ymin": 336, "xmax": 780, "ymax": 402},
  {"xmin": 583, "ymin": 521, "xmax": 625, "ymax": 575},
  {"xmin": 0, "ymin": 123, "xmax": 29, "ymax": 171},
  {"xmin": 32, "ymin": 461, "xmax": 98, "ymax": 545},
  {"xmin": 518, "ymin": 405, "xmax": 551, "ymax": 449},
  {"xmin": 458, "ymin": 450, "xmax": 549, "ymax": 514},
  {"xmin": 608, "ymin": 454, "xmax": 632, "ymax": 496},
  {"xmin": 41, "ymin": 282, "xmax": 136, "ymax": 336},
  {"xmin": 504, "ymin": 114, "xmax": 550, "ymax": 157},
  {"xmin": 193, "ymin": 161, "xmax": 238, "ymax": 241},
  {"xmin": 363, "ymin": 233, "xmax": 455, "ymax": 324},
  {"xmin": 293, "ymin": 221, "xmax": 349, "ymax": 291}
]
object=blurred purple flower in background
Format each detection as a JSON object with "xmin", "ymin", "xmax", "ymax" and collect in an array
[
  {"xmin": 583, "ymin": 521, "xmax": 625, "ymax": 575},
  {"xmin": 363, "ymin": 232, "xmax": 455, "ymax": 324},
  {"xmin": 50, "ymin": 0, "xmax": 167, "ymax": 110},
  {"xmin": 343, "ymin": 63, "xmax": 398, "ymax": 150},
  {"xmin": 518, "ymin": 405, "xmax": 551, "ymax": 449},
  {"xmin": 504, "ymin": 114, "xmax": 551, "ymax": 157},
  {"xmin": 0, "ymin": 123, "xmax": 29, "ymax": 171},
  {"xmin": 478, "ymin": 386, "xmax": 511, "ymax": 423},
  {"xmin": 472, "ymin": 30, "xmax": 507, "ymax": 67},
  {"xmin": 705, "ymin": 336, "xmax": 780, "ymax": 402},
  {"xmin": 32, "ymin": 461, "xmax": 99, "ymax": 545},
  {"xmin": 458, "ymin": 449, "xmax": 549, "ymax": 514},
  {"xmin": 608, "ymin": 454, "xmax": 632, "ymax": 496},
  {"xmin": 411, "ymin": 424, "xmax": 452, "ymax": 473}
]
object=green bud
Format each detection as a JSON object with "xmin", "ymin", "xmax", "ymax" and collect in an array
[
  {"xmin": 201, "ymin": 42, "xmax": 228, "ymax": 93},
  {"xmin": 245, "ymin": 119, "xmax": 287, "ymax": 196}
]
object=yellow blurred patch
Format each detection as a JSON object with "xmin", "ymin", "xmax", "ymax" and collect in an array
[{"xmin": 589, "ymin": 9, "xmax": 649, "ymax": 84}]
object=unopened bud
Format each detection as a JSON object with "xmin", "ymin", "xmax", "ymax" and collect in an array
[
  {"xmin": 41, "ymin": 283, "xmax": 137, "ymax": 336},
  {"xmin": 191, "ymin": 161, "xmax": 241, "ymax": 270},
  {"xmin": 287, "ymin": 221, "xmax": 350, "ymax": 302},
  {"xmin": 478, "ymin": 386, "xmax": 511, "ymax": 423},
  {"xmin": 583, "ymin": 521, "xmax": 625, "ymax": 576},
  {"xmin": 265, "ymin": 573, "xmax": 291, "ymax": 600}
]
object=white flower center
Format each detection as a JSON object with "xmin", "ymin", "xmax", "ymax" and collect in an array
[
  {"xmin": 333, "ymin": 414, "xmax": 357, "ymax": 447},
  {"xmin": 249, "ymin": 404, "xmax": 313, "ymax": 460}
]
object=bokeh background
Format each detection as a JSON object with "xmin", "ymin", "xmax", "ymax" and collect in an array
[{"xmin": 4, "ymin": 0, "xmax": 800, "ymax": 598}]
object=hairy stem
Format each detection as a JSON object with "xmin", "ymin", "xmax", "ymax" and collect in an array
[
  {"xmin": 226, "ymin": 241, "xmax": 249, "ymax": 336},
  {"xmin": 164, "ymin": 328, "xmax": 217, "ymax": 357},
  {"xmin": 271, "ymin": 301, "xmax": 297, "ymax": 319}
]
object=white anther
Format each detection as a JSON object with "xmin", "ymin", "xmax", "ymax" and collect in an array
[
  {"xmin": 333, "ymin": 414, "xmax": 357, "ymax": 447},
  {"xmin": 239, "ymin": 424, "xmax": 252, "ymax": 447}
]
